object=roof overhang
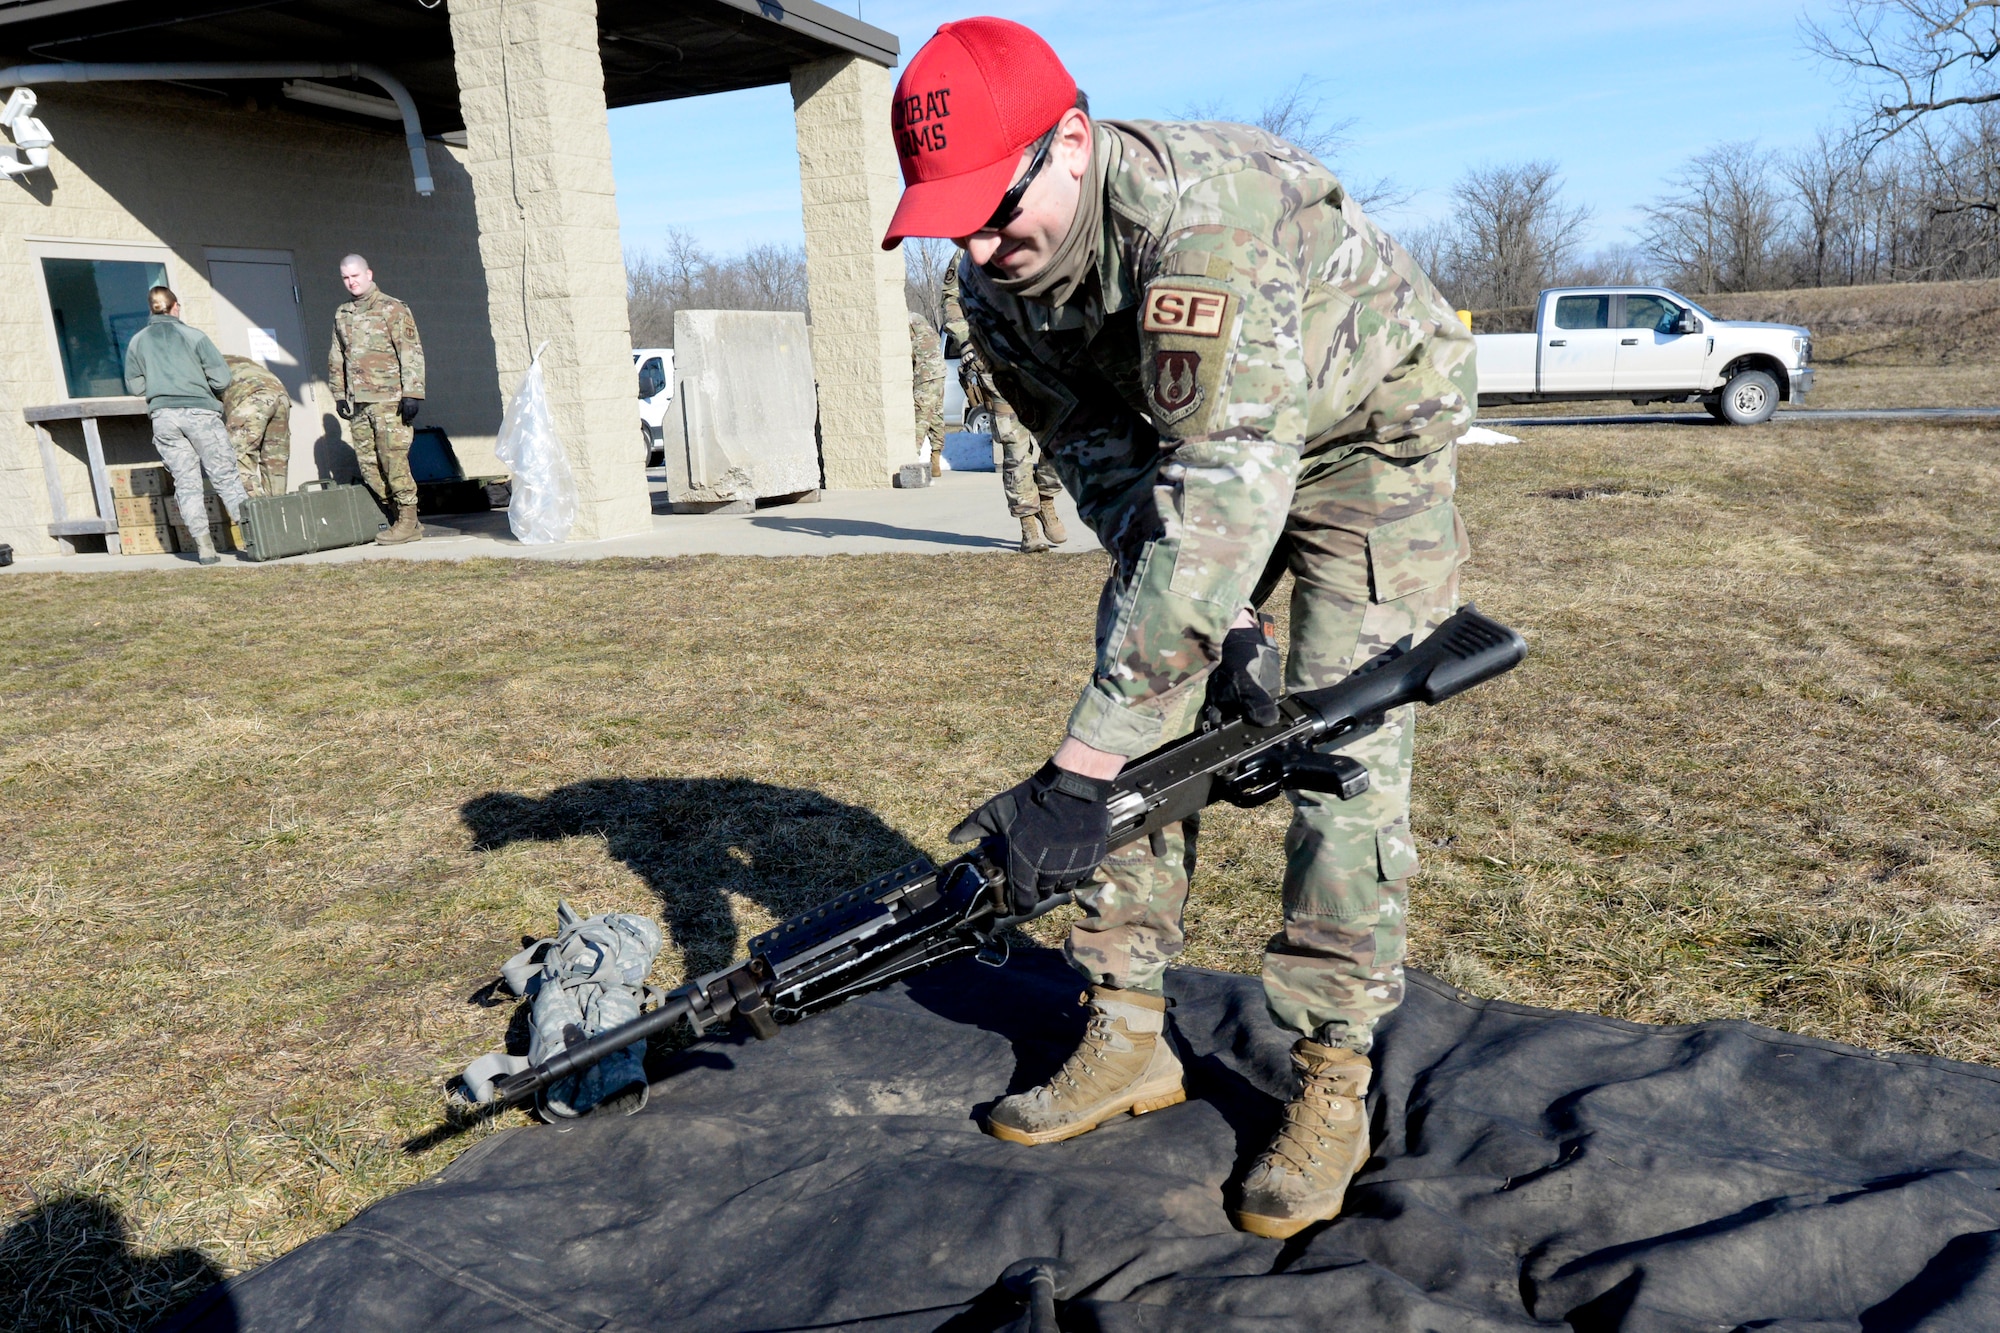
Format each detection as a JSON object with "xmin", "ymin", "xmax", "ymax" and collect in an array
[{"xmin": 0, "ymin": 0, "xmax": 898, "ymax": 133}]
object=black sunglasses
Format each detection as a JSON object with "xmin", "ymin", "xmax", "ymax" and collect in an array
[{"xmin": 981, "ymin": 128, "xmax": 1056, "ymax": 232}]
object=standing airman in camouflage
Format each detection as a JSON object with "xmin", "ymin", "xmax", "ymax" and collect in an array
[
  {"xmin": 329, "ymin": 254, "xmax": 426, "ymax": 544},
  {"xmin": 222, "ymin": 353, "xmax": 291, "ymax": 498},
  {"xmin": 942, "ymin": 251, "xmax": 1066, "ymax": 553},
  {"xmin": 885, "ymin": 19, "xmax": 1476, "ymax": 1237},
  {"xmin": 909, "ymin": 309, "xmax": 947, "ymax": 477}
]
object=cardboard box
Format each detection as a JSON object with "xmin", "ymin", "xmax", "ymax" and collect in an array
[
  {"xmin": 120, "ymin": 521, "xmax": 176, "ymax": 555},
  {"xmin": 170, "ymin": 519, "xmax": 235, "ymax": 553},
  {"xmin": 109, "ymin": 463, "xmax": 170, "ymax": 498},
  {"xmin": 115, "ymin": 494, "xmax": 175, "ymax": 529}
]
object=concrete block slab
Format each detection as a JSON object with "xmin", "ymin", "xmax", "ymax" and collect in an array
[{"xmin": 661, "ymin": 310, "xmax": 822, "ymax": 508}]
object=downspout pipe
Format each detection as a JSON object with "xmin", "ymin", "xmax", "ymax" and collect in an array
[{"xmin": 0, "ymin": 61, "xmax": 435, "ymax": 195}]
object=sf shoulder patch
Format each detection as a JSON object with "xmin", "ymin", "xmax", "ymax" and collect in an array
[
  {"xmin": 1142, "ymin": 284, "xmax": 1230, "ymax": 337},
  {"xmin": 1140, "ymin": 278, "xmax": 1236, "ymax": 431}
]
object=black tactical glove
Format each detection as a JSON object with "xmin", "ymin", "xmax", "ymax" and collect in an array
[
  {"xmin": 335, "ymin": 399, "xmax": 354, "ymax": 421},
  {"xmin": 949, "ymin": 762, "xmax": 1114, "ymax": 914},
  {"xmin": 1205, "ymin": 619, "xmax": 1282, "ymax": 727},
  {"xmin": 398, "ymin": 396, "xmax": 421, "ymax": 424}
]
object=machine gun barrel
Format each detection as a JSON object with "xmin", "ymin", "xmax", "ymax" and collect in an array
[{"xmin": 471, "ymin": 606, "xmax": 1525, "ymax": 1114}]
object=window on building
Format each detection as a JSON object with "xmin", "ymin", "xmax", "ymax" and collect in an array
[
  {"xmin": 1553, "ymin": 295, "xmax": 1609, "ymax": 330},
  {"xmin": 42, "ymin": 257, "xmax": 169, "ymax": 398}
]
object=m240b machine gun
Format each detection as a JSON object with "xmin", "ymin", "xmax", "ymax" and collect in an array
[{"xmin": 468, "ymin": 605, "xmax": 1526, "ymax": 1112}]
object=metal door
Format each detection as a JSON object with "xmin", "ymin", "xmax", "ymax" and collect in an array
[
  {"xmin": 1538, "ymin": 293, "xmax": 1620, "ymax": 392},
  {"xmin": 207, "ymin": 256, "xmax": 312, "ymax": 492},
  {"xmin": 1613, "ymin": 292, "xmax": 1709, "ymax": 391}
]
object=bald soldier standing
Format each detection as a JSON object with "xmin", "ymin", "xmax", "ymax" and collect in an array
[
  {"xmin": 329, "ymin": 254, "xmax": 426, "ymax": 545},
  {"xmin": 886, "ymin": 19, "xmax": 1476, "ymax": 1237},
  {"xmin": 941, "ymin": 250, "xmax": 1067, "ymax": 553}
]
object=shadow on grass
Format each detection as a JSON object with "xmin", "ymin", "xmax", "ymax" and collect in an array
[
  {"xmin": 0, "ymin": 1193, "xmax": 230, "ymax": 1333},
  {"xmin": 746, "ymin": 514, "xmax": 1017, "ymax": 550},
  {"xmin": 460, "ymin": 777, "xmax": 930, "ymax": 981}
]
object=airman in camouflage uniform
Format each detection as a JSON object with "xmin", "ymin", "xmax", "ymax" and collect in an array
[
  {"xmin": 329, "ymin": 254, "xmax": 426, "ymax": 543},
  {"xmin": 885, "ymin": 18, "xmax": 1475, "ymax": 1239},
  {"xmin": 909, "ymin": 310, "xmax": 947, "ymax": 476},
  {"xmin": 222, "ymin": 354, "xmax": 291, "ymax": 497},
  {"xmin": 941, "ymin": 252, "xmax": 1067, "ymax": 552}
]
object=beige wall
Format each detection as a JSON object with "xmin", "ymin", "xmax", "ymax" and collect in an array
[
  {"xmin": 0, "ymin": 83, "xmax": 499, "ymax": 557},
  {"xmin": 792, "ymin": 55, "xmax": 919, "ymax": 489},
  {"xmin": 449, "ymin": 0, "xmax": 653, "ymax": 541}
]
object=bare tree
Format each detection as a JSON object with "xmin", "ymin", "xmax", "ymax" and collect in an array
[
  {"xmin": 1806, "ymin": 1, "xmax": 2000, "ymax": 140},
  {"xmin": 626, "ymin": 229, "xmax": 811, "ymax": 347},
  {"xmin": 1178, "ymin": 77, "xmax": 1409, "ymax": 211},
  {"xmin": 902, "ymin": 237, "xmax": 956, "ymax": 324},
  {"xmin": 1561, "ymin": 243, "xmax": 1647, "ymax": 286},
  {"xmin": 1782, "ymin": 130, "xmax": 1862, "ymax": 286},
  {"xmin": 1640, "ymin": 142, "xmax": 1786, "ymax": 292},
  {"xmin": 1434, "ymin": 161, "xmax": 1593, "ymax": 308}
]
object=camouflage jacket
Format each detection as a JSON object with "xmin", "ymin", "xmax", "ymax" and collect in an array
[
  {"xmin": 958, "ymin": 120, "xmax": 1476, "ymax": 755},
  {"xmin": 909, "ymin": 309, "xmax": 945, "ymax": 384},
  {"xmin": 329, "ymin": 287, "xmax": 425, "ymax": 401},
  {"xmin": 221, "ymin": 355, "xmax": 287, "ymax": 415},
  {"xmin": 944, "ymin": 253, "xmax": 1015, "ymax": 416}
]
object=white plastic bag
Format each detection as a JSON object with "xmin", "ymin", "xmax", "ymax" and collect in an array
[{"xmin": 493, "ymin": 343, "xmax": 577, "ymax": 544}]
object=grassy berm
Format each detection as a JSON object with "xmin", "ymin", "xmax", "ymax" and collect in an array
[{"xmin": 2, "ymin": 418, "xmax": 1997, "ymax": 1329}]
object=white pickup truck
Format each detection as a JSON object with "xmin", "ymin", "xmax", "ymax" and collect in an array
[
  {"xmin": 1474, "ymin": 286, "xmax": 1813, "ymax": 425},
  {"xmin": 635, "ymin": 347, "xmax": 673, "ymax": 466}
]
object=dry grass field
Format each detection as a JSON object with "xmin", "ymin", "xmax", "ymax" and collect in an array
[{"xmin": 2, "ymin": 416, "xmax": 1997, "ymax": 1329}]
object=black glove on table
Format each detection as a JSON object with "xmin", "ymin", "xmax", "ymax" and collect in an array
[
  {"xmin": 398, "ymin": 396, "xmax": 422, "ymax": 424},
  {"xmin": 1205, "ymin": 622, "xmax": 1282, "ymax": 727},
  {"xmin": 950, "ymin": 762, "xmax": 1115, "ymax": 914}
]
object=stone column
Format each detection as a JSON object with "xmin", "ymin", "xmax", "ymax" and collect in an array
[
  {"xmin": 791, "ymin": 55, "xmax": 917, "ymax": 490},
  {"xmin": 448, "ymin": 0, "xmax": 651, "ymax": 540}
]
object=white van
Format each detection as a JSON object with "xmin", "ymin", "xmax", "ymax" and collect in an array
[{"xmin": 635, "ymin": 348, "xmax": 673, "ymax": 466}]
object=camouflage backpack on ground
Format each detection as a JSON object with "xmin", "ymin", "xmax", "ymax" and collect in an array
[{"xmin": 458, "ymin": 901, "xmax": 665, "ymax": 1119}]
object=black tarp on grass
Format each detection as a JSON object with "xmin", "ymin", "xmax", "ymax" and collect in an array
[{"xmin": 159, "ymin": 949, "xmax": 2000, "ymax": 1331}]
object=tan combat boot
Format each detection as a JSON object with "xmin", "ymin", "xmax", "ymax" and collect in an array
[
  {"xmin": 1230, "ymin": 1039, "xmax": 1372, "ymax": 1238},
  {"xmin": 985, "ymin": 986, "xmax": 1185, "ymax": 1145},
  {"xmin": 1037, "ymin": 496, "xmax": 1067, "ymax": 545},
  {"xmin": 189, "ymin": 525, "xmax": 221, "ymax": 566},
  {"xmin": 376, "ymin": 503, "xmax": 423, "ymax": 545},
  {"xmin": 1018, "ymin": 514, "xmax": 1052, "ymax": 554},
  {"xmin": 930, "ymin": 446, "xmax": 944, "ymax": 478}
]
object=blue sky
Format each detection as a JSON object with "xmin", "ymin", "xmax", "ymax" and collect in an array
[{"xmin": 608, "ymin": 1, "xmax": 1855, "ymax": 262}]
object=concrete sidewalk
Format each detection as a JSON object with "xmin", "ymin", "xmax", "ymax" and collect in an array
[{"xmin": 1, "ymin": 468, "xmax": 1095, "ymax": 575}]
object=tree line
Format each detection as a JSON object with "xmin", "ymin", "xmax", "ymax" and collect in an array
[
  {"xmin": 632, "ymin": 2, "xmax": 2000, "ymax": 332},
  {"xmin": 625, "ymin": 228, "xmax": 810, "ymax": 347}
]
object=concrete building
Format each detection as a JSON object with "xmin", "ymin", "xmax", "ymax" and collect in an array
[{"xmin": 0, "ymin": 0, "xmax": 912, "ymax": 559}]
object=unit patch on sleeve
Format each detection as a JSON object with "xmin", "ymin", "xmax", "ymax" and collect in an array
[
  {"xmin": 1139, "ymin": 276, "xmax": 1237, "ymax": 432},
  {"xmin": 1142, "ymin": 284, "xmax": 1230, "ymax": 337}
]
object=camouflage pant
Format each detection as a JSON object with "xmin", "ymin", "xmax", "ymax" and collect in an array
[
  {"xmin": 228, "ymin": 387, "xmax": 291, "ymax": 497},
  {"xmin": 150, "ymin": 407, "xmax": 248, "ymax": 530},
  {"xmin": 997, "ymin": 410, "xmax": 1060, "ymax": 517},
  {"xmin": 1066, "ymin": 434, "xmax": 1468, "ymax": 1053},
  {"xmin": 915, "ymin": 376, "xmax": 946, "ymax": 459},
  {"xmin": 349, "ymin": 400, "xmax": 416, "ymax": 510}
]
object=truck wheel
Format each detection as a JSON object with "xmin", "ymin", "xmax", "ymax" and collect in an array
[
  {"xmin": 1716, "ymin": 370, "xmax": 1779, "ymax": 426},
  {"xmin": 1702, "ymin": 395, "xmax": 1728, "ymax": 422},
  {"xmin": 642, "ymin": 427, "xmax": 662, "ymax": 467},
  {"xmin": 966, "ymin": 407, "xmax": 996, "ymax": 436}
]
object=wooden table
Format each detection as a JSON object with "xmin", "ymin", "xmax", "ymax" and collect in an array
[{"xmin": 27, "ymin": 397, "xmax": 150, "ymax": 555}]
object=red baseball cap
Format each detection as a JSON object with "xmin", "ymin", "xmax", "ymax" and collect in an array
[{"xmin": 880, "ymin": 18, "xmax": 1078, "ymax": 250}]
